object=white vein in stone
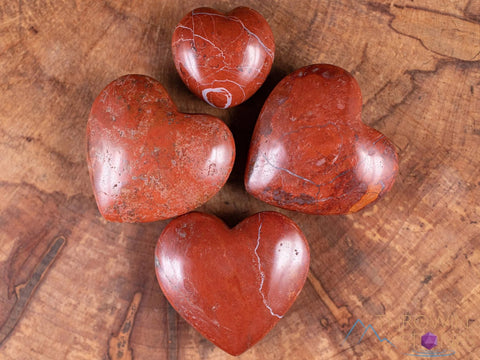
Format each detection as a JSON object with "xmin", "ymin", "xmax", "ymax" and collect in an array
[
  {"xmin": 201, "ymin": 87, "xmax": 232, "ymax": 108},
  {"xmin": 254, "ymin": 214, "xmax": 283, "ymax": 319}
]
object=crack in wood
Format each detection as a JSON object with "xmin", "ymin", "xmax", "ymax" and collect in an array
[
  {"xmin": 108, "ymin": 291, "xmax": 143, "ymax": 360},
  {"xmin": 307, "ymin": 270, "xmax": 352, "ymax": 328},
  {"xmin": 350, "ymin": 43, "xmax": 369, "ymax": 77},
  {"xmin": 367, "ymin": 1, "xmax": 480, "ymax": 61},
  {"xmin": 0, "ymin": 236, "xmax": 66, "ymax": 346},
  {"xmin": 465, "ymin": 0, "xmax": 480, "ymax": 22},
  {"xmin": 393, "ymin": 3, "xmax": 480, "ymax": 24},
  {"xmin": 371, "ymin": 59, "xmax": 473, "ymax": 129}
]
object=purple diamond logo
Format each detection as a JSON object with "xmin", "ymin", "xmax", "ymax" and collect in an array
[{"xmin": 421, "ymin": 332, "xmax": 438, "ymax": 350}]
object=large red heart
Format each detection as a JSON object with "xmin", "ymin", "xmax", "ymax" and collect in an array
[
  {"xmin": 86, "ymin": 75, "xmax": 235, "ymax": 222},
  {"xmin": 172, "ymin": 7, "xmax": 275, "ymax": 109},
  {"xmin": 245, "ymin": 64, "xmax": 398, "ymax": 214},
  {"xmin": 155, "ymin": 211, "xmax": 310, "ymax": 355}
]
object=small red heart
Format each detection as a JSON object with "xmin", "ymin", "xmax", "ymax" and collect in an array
[
  {"xmin": 172, "ymin": 7, "xmax": 275, "ymax": 109},
  {"xmin": 245, "ymin": 64, "xmax": 398, "ymax": 214},
  {"xmin": 86, "ymin": 75, "xmax": 235, "ymax": 222},
  {"xmin": 155, "ymin": 211, "xmax": 309, "ymax": 355}
]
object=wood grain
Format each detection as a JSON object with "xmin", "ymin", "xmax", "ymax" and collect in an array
[
  {"xmin": 0, "ymin": 0, "xmax": 478, "ymax": 359},
  {"xmin": 108, "ymin": 291, "xmax": 142, "ymax": 360}
]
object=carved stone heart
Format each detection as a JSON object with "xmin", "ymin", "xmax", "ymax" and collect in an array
[
  {"xmin": 86, "ymin": 75, "xmax": 235, "ymax": 222},
  {"xmin": 155, "ymin": 211, "xmax": 310, "ymax": 355},
  {"xmin": 245, "ymin": 64, "xmax": 398, "ymax": 214},
  {"xmin": 172, "ymin": 7, "xmax": 275, "ymax": 109}
]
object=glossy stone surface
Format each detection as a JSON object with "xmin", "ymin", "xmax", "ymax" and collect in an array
[
  {"xmin": 245, "ymin": 64, "xmax": 398, "ymax": 214},
  {"xmin": 155, "ymin": 211, "xmax": 310, "ymax": 355},
  {"xmin": 172, "ymin": 7, "xmax": 275, "ymax": 109},
  {"xmin": 87, "ymin": 75, "xmax": 235, "ymax": 222}
]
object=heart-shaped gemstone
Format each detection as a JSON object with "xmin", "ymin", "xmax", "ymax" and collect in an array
[
  {"xmin": 155, "ymin": 211, "xmax": 309, "ymax": 355},
  {"xmin": 245, "ymin": 64, "xmax": 398, "ymax": 214},
  {"xmin": 172, "ymin": 7, "xmax": 275, "ymax": 109},
  {"xmin": 87, "ymin": 75, "xmax": 235, "ymax": 222}
]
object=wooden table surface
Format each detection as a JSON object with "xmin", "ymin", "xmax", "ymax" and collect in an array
[{"xmin": 1, "ymin": 0, "xmax": 479, "ymax": 359}]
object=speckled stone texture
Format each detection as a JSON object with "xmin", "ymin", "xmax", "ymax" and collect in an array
[
  {"xmin": 86, "ymin": 75, "xmax": 235, "ymax": 222},
  {"xmin": 245, "ymin": 64, "xmax": 398, "ymax": 214},
  {"xmin": 172, "ymin": 7, "xmax": 275, "ymax": 109},
  {"xmin": 155, "ymin": 211, "xmax": 310, "ymax": 356}
]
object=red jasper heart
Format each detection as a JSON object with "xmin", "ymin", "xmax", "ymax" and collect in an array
[
  {"xmin": 245, "ymin": 64, "xmax": 398, "ymax": 214},
  {"xmin": 86, "ymin": 75, "xmax": 235, "ymax": 222},
  {"xmin": 155, "ymin": 211, "xmax": 309, "ymax": 355},
  {"xmin": 172, "ymin": 7, "xmax": 275, "ymax": 109}
]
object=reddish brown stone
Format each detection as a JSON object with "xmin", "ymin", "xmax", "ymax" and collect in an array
[
  {"xmin": 172, "ymin": 7, "xmax": 275, "ymax": 109},
  {"xmin": 155, "ymin": 211, "xmax": 310, "ymax": 356},
  {"xmin": 245, "ymin": 64, "xmax": 398, "ymax": 214},
  {"xmin": 86, "ymin": 75, "xmax": 235, "ymax": 222}
]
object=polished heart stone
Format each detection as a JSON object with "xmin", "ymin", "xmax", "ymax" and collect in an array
[
  {"xmin": 155, "ymin": 211, "xmax": 309, "ymax": 355},
  {"xmin": 86, "ymin": 75, "xmax": 235, "ymax": 222},
  {"xmin": 172, "ymin": 7, "xmax": 275, "ymax": 109},
  {"xmin": 245, "ymin": 64, "xmax": 398, "ymax": 214}
]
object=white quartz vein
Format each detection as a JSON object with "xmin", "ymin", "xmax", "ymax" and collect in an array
[
  {"xmin": 201, "ymin": 87, "xmax": 233, "ymax": 108},
  {"xmin": 262, "ymin": 153, "xmax": 319, "ymax": 187},
  {"xmin": 175, "ymin": 24, "xmax": 227, "ymax": 61},
  {"xmin": 214, "ymin": 79, "xmax": 246, "ymax": 99},
  {"xmin": 191, "ymin": 11, "xmax": 274, "ymax": 59},
  {"xmin": 254, "ymin": 214, "xmax": 283, "ymax": 319},
  {"xmin": 261, "ymin": 153, "xmax": 354, "ymax": 200},
  {"xmin": 231, "ymin": 16, "xmax": 274, "ymax": 59}
]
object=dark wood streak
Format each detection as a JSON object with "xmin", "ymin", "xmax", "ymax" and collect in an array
[
  {"xmin": 108, "ymin": 291, "xmax": 143, "ymax": 360},
  {"xmin": 392, "ymin": 3, "xmax": 480, "ymax": 24},
  {"xmin": 350, "ymin": 43, "xmax": 369, "ymax": 77},
  {"xmin": 307, "ymin": 270, "xmax": 352, "ymax": 329},
  {"xmin": 0, "ymin": 236, "xmax": 66, "ymax": 346},
  {"xmin": 465, "ymin": 0, "xmax": 480, "ymax": 22},
  {"xmin": 372, "ymin": 60, "xmax": 480, "ymax": 130},
  {"xmin": 0, "ymin": 126, "xmax": 83, "ymax": 170},
  {"xmin": 367, "ymin": 1, "xmax": 480, "ymax": 61},
  {"xmin": 166, "ymin": 302, "xmax": 178, "ymax": 360},
  {"xmin": 367, "ymin": 1, "xmax": 478, "ymax": 23}
]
